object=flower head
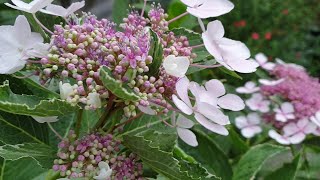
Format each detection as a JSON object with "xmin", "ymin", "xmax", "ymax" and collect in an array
[
  {"xmin": 202, "ymin": 20, "xmax": 258, "ymax": 73},
  {"xmin": 181, "ymin": 0, "xmax": 234, "ymax": 19},
  {"xmin": 5, "ymin": 0, "xmax": 53, "ymax": 14},
  {"xmin": 274, "ymin": 102, "xmax": 295, "ymax": 122},
  {"xmin": 235, "ymin": 113, "xmax": 262, "ymax": 138},
  {"xmin": 245, "ymin": 93, "xmax": 270, "ymax": 113},
  {"xmin": 236, "ymin": 81, "xmax": 260, "ymax": 94}
]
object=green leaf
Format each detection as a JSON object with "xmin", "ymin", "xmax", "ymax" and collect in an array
[
  {"xmin": 112, "ymin": 0, "xmax": 129, "ymax": 26},
  {"xmin": 178, "ymin": 128, "xmax": 232, "ymax": 180},
  {"xmin": 0, "ymin": 111, "xmax": 48, "ymax": 145},
  {"xmin": 0, "ymin": 143, "xmax": 55, "ymax": 169},
  {"xmin": 147, "ymin": 29, "xmax": 164, "ymax": 76},
  {"xmin": 100, "ymin": 66, "xmax": 140, "ymax": 101},
  {"xmin": 0, "ymin": 81, "xmax": 77, "ymax": 117},
  {"xmin": 171, "ymin": 28, "xmax": 210, "ymax": 63},
  {"xmin": 265, "ymin": 153, "xmax": 301, "ymax": 180},
  {"xmin": 233, "ymin": 144, "xmax": 288, "ymax": 180},
  {"xmin": 0, "ymin": 158, "xmax": 47, "ymax": 180},
  {"xmin": 218, "ymin": 67, "xmax": 243, "ymax": 80},
  {"xmin": 124, "ymin": 130, "xmax": 211, "ymax": 180}
]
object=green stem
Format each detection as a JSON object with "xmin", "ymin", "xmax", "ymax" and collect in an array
[
  {"xmin": 75, "ymin": 108, "xmax": 84, "ymax": 137},
  {"xmin": 92, "ymin": 95, "xmax": 115, "ymax": 131},
  {"xmin": 111, "ymin": 112, "xmax": 143, "ymax": 133}
]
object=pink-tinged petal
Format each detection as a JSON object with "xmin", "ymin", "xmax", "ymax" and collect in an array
[
  {"xmin": 196, "ymin": 102, "xmax": 229, "ymax": 125},
  {"xmin": 205, "ymin": 79, "xmax": 226, "ymax": 97},
  {"xmin": 281, "ymin": 102, "xmax": 295, "ymax": 114},
  {"xmin": 297, "ymin": 119, "xmax": 309, "ymax": 129},
  {"xmin": 189, "ymin": 81, "xmax": 203, "ymax": 102},
  {"xmin": 288, "ymin": 132, "xmax": 305, "ymax": 144},
  {"xmin": 177, "ymin": 128, "xmax": 198, "ymax": 147},
  {"xmin": 138, "ymin": 105, "xmax": 156, "ymax": 115},
  {"xmin": 227, "ymin": 59, "xmax": 259, "ymax": 73},
  {"xmin": 66, "ymin": 1, "xmax": 85, "ymax": 16},
  {"xmin": 172, "ymin": 95, "xmax": 193, "ymax": 115},
  {"xmin": 29, "ymin": 0, "xmax": 54, "ymax": 13},
  {"xmin": 187, "ymin": 0, "xmax": 234, "ymax": 18},
  {"xmin": 255, "ymin": 53, "xmax": 268, "ymax": 64},
  {"xmin": 217, "ymin": 38, "xmax": 251, "ymax": 60},
  {"xmin": 176, "ymin": 115, "xmax": 194, "ymax": 129},
  {"xmin": 163, "ymin": 55, "xmax": 190, "ymax": 78},
  {"xmin": 206, "ymin": 20, "xmax": 225, "ymax": 39},
  {"xmin": 236, "ymin": 82, "xmax": 260, "ymax": 94},
  {"xmin": 13, "ymin": 15, "xmax": 31, "ymax": 46},
  {"xmin": 241, "ymin": 126, "xmax": 262, "ymax": 138},
  {"xmin": 217, "ymin": 94, "xmax": 245, "ymax": 111},
  {"xmin": 202, "ymin": 33, "xmax": 223, "ymax": 63},
  {"xmin": 11, "ymin": 0, "xmax": 30, "ymax": 8},
  {"xmin": 235, "ymin": 116, "xmax": 248, "ymax": 129},
  {"xmin": 44, "ymin": 4, "xmax": 67, "ymax": 16},
  {"xmin": 259, "ymin": 79, "xmax": 285, "ymax": 86},
  {"xmin": 180, "ymin": 0, "xmax": 204, "ymax": 7},
  {"xmin": 195, "ymin": 113, "xmax": 229, "ymax": 136},
  {"xmin": 175, "ymin": 77, "xmax": 192, "ymax": 107},
  {"xmin": 302, "ymin": 121, "xmax": 317, "ymax": 134},
  {"xmin": 247, "ymin": 113, "xmax": 261, "ymax": 125},
  {"xmin": 0, "ymin": 52, "xmax": 26, "ymax": 74},
  {"xmin": 275, "ymin": 113, "xmax": 288, "ymax": 122},
  {"xmin": 262, "ymin": 62, "xmax": 276, "ymax": 71},
  {"xmin": 311, "ymin": 112, "xmax": 320, "ymax": 127},
  {"xmin": 268, "ymin": 130, "xmax": 290, "ymax": 145},
  {"xmin": 283, "ymin": 123, "xmax": 299, "ymax": 136}
]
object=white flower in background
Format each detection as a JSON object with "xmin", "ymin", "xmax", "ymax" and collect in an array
[
  {"xmin": 269, "ymin": 119, "xmax": 317, "ymax": 145},
  {"xmin": 275, "ymin": 58, "xmax": 305, "ymax": 71},
  {"xmin": 26, "ymin": 43, "xmax": 50, "ymax": 58},
  {"xmin": 235, "ymin": 113, "xmax": 262, "ymax": 138},
  {"xmin": 5, "ymin": 0, "xmax": 54, "ymax": 14},
  {"xmin": 163, "ymin": 55, "xmax": 190, "ymax": 78},
  {"xmin": 202, "ymin": 20, "xmax": 259, "ymax": 73},
  {"xmin": 0, "ymin": 15, "xmax": 44, "ymax": 74},
  {"xmin": 172, "ymin": 77, "xmax": 244, "ymax": 136},
  {"xmin": 254, "ymin": 53, "xmax": 275, "ymax": 71},
  {"xmin": 87, "ymin": 92, "xmax": 102, "ymax": 109},
  {"xmin": 180, "ymin": 0, "xmax": 234, "ymax": 18},
  {"xmin": 59, "ymin": 82, "xmax": 74, "ymax": 100},
  {"xmin": 245, "ymin": 93, "xmax": 270, "ymax": 113},
  {"xmin": 274, "ymin": 102, "xmax": 295, "ymax": 122},
  {"xmin": 138, "ymin": 105, "xmax": 156, "ymax": 115},
  {"xmin": 236, "ymin": 81, "xmax": 260, "ymax": 94},
  {"xmin": 32, "ymin": 116, "xmax": 59, "ymax": 123},
  {"xmin": 93, "ymin": 162, "xmax": 112, "ymax": 180},
  {"xmin": 259, "ymin": 79, "xmax": 285, "ymax": 86},
  {"xmin": 42, "ymin": 1, "xmax": 85, "ymax": 17},
  {"xmin": 310, "ymin": 111, "xmax": 320, "ymax": 127},
  {"xmin": 172, "ymin": 113, "xmax": 198, "ymax": 147}
]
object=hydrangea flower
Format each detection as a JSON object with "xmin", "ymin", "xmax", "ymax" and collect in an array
[
  {"xmin": 42, "ymin": 1, "xmax": 85, "ymax": 17},
  {"xmin": 180, "ymin": 0, "xmax": 234, "ymax": 18},
  {"xmin": 5, "ymin": 0, "xmax": 53, "ymax": 14},
  {"xmin": 310, "ymin": 112, "xmax": 320, "ymax": 127},
  {"xmin": 269, "ymin": 119, "xmax": 317, "ymax": 145},
  {"xmin": 245, "ymin": 93, "xmax": 270, "ymax": 113},
  {"xmin": 274, "ymin": 102, "xmax": 295, "ymax": 122},
  {"xmin": 0, "ymin": 15, "xmax": 44, "ymax": 74},
  {"xmin": 254, "ymin": 53, "xmax": 275, "ymax": 71},
  {"xmin": 163, "ymin": 55, "xmax": 190, "ymax": 77},
  {"xmin": 172, "ymin": 77, "xmax": 244, "ymax": 135},
  {"xmin": 172, "ymin": 113, "xmax": 198, "ymax": 147},
  {"xmin": 236, "ymin": 81, "xmax": 260, "ymax": 94},
  {"xmin": 235, "ymin": 113, "xmax": 262, "ymax": 138},
  {"xmin": 202, "ymin": 20, "xmax": 259, "ymax": 73}
]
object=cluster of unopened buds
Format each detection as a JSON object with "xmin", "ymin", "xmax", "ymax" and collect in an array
[
  {"xmin": 1, "ymin": 0, "xmax": 258, "ymax": 151},
  {"xmin": 235, "ymin": 53, "xmax": 320, "ymax": 145},
  {"xmin": 53, "ymin": 131, "xmax": 143, "ymax": 179}
]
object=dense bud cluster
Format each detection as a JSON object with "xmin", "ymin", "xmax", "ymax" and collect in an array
[{"xmin": 53, "ymin": 131, "xmax": 143, "ymax": 179}]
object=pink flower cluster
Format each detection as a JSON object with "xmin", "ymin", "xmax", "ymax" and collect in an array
[{"xmin": 53, "ymin": 131, "xmax": 143, "ymax": 179}]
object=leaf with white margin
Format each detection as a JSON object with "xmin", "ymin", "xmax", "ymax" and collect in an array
[
  {"xmin": 100, "ymin": 66, "xmax": 140, "ymax": 101},
  {"xmin": 0, "ymin": 81, "xmax": 78, "ymax": 117},
  {"xmin": 0, "ymin": 143, "xmax": 55, "ymax": 169}
]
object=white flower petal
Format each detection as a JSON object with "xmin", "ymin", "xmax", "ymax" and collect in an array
[
  {"xmin": 196, "ymin": 102, "xmax": 230, "ymax": 125},
  {"xmin": 241, "ymin": 126, "xmax": 262, "ymax": 138},
  {"xmin": 177, "ymin": 128, "xmax": 198, "ymax": 147},
  {"xmin": 195, "ymin": 113, "xmax": 229, "ymax": 136},
  {"xmin": 217, "ymin": 94, "xmax": 245, "ymax": 111},
  {"xmin": 87, "ymin": 92, "xmax": 102, "ymax": 109},
  {"xmin": 94, "ymin": 162, "xmax": 112, "ymax": 180},
  {"xmin": 268, "ymin": 130, "xmax": 290, "ymax": 145},
  {"xmin": 206, "ymin": 20, "xmax": 225, "ymax": 39},
  {"xmin": 59, "ymin": 82, "xmax": 74, "ymax": 100},
  {"xmin": 163, "ymin": 55, "xmax": 190, "ymax": 78},
  {"xmin": 172, "ymin": 95, "xmax": 193, "ymax": 115},
  {"xmin": 187, "ymin": 0, "xmax": 234, "ymax": 18},
  {"xmin": 176, "ymin": 115, "xmax": 194, "ymax": 129},
  {"xmin": 259, "ymin": 79, "xmax": 284, "ymax": 86},
  {"xmin": 255, "ymin": 53, "xmax": 268, "ymax": 64},
  {"xmin": 281, "ymin": 102, "xmax": 295, "ymax": 114},
  {"xmin": 288, "ymin": 132, "xmax": 305, "ymax": 144},
  {"xmin": 235, "ymin": 116, "xmax": 248, "ymax": 129},
  {"xmin": 204, "ymin": 79, "xmax": 226, "ymax": 98},
  {"xmin": 227, "ymin": 59, "xmax": 259, "ymax": 73},
  {"xmin": 175, "ymin": 77, "xmax": 192, "ymax": 107},
  {"xmin": 247, "ymin": 113, "xmax": 261, "ymax": 125}
]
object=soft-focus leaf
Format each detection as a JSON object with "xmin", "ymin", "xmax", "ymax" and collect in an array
[
  {"xmin": 100, "ymin": 67, "xmax": 140, "ymax": 101},
  {"xmin": 0, "ymin": 111, "xmax": 49, "ymax": 145},
  {"xmin": 179, "ymin": 128, "xmax": 232, "ymax": 180},
  {"xmin": 124, "ymin": 130, "xmax": 211, "ymax": 180},
  {"xmin": 0, "ymin": 143, "xmax": 55, "ymax": 169},
  {"xmin": 265, "ymin": 153, "xmax": 301, "ymax": 180},
  {"xmin": 112, "ymin": 0, "xmax": 129, "ymax": 26},
  {"xmin": 218, "ymin": 67, "xmax": 243, "ymax": 80},
  {"xmin": 147, "ymin": 29, "xmax": 164, "ymax": 76},
  {"xmin": 0, "ymin": 81, "xmax": 77, "ymax": 117},
  {"xmin": 233, "ymin": 144, "xmax": 288, "ymax": 180}
]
